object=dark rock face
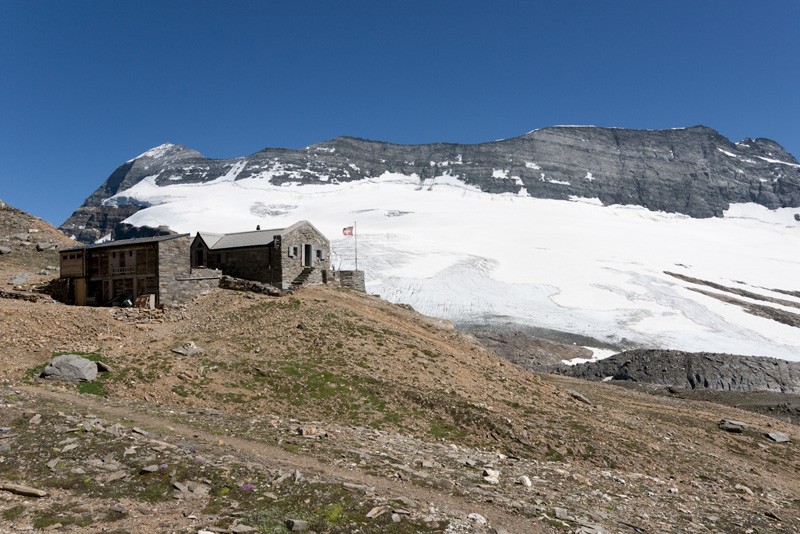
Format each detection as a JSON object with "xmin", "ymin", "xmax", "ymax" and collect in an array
[
  {"xmin": 561, "ymin": 349, "xmax": 800, "ymax": 394},
  {"xmin": 60, "ymin": 126, "xmax": 800, "ymax": 243},
  {"xmin": 112, "ymin": 222, "xmax": 176, "ymax": 241}
]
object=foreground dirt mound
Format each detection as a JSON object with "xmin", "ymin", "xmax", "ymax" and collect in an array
[{"xmin": 1, "ymin": 286, "xmax": 799, "ymax": 532}]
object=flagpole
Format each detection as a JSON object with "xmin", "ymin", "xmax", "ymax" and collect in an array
[{"xmin": 354, "ymin": 221, "xmax": 358, "ymax": 271}]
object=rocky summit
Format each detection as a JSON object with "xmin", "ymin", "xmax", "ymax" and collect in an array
[{"xmin": 61, "ymin": 125, "xmax": 800, "ymax": 243}]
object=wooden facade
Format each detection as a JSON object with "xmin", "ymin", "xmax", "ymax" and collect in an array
[{"xmin": 59, "ymin": 234, "xmax": 190, "ymax": 307}]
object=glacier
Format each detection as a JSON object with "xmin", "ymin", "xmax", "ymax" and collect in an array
[{"xmin": 108, "ymin": 171, "xmax": 800, "ymax": 360}]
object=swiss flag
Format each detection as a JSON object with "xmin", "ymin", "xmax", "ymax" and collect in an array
[{"xmin": 342, "ymin": 226, "xmax": 354, "ymax": 236}]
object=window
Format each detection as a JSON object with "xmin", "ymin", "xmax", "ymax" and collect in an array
[
  {"xmin": 316, "ymin": 249, "xmax": 323, "ymax": 260},
  {"xmin": 289, "ymin": 245, "xmax": 299, "ymax": 258}
]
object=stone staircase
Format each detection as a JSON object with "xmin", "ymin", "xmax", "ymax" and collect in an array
[{"xmin": 290, "ymin": 267, "xmax": 315, "ymax": 288}]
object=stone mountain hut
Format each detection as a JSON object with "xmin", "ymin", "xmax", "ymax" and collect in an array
[{"xmin": 191, "ymin": 220, "xmax": 330, "ymax": 290}]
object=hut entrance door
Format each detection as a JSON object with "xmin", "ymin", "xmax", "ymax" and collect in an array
[{"xmin": 304, "ymin": 244, "xmax": 313, "ymax": 267}]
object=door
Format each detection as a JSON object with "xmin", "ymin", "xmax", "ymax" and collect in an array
[
  {"xmin": 304, "ymin": 244, "xmax": 313, "ymax": 267},
  {"xmin": 74, "ymin": 278, "xmax": 87, "ymax": 306}
]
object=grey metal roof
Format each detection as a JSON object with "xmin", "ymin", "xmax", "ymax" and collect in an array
[
  {"xmin": 62, "ymin": 233, "xmax": 189, "ymax": 253},
  {"xmin": 196, "ymin": 232, "xmax": 224, "ymax": 248},
  {"xmin": 196, "ymin": 221, "xmax": 324, "ymax": 251},
  {"xmin": 207, "ymin": 228, "xmax": 283, "ymax": 250},
  {"xmin": 197, "ymin": 221, "xmax": 327, "ymax": 250}
]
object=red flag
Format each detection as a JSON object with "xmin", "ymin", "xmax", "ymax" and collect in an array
[{"xmin": 343, "ymin": 226, "xmax": 354, "ymax": 236}]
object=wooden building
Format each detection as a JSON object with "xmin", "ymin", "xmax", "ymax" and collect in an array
[
  {"xmin": 59, "ymin": 234, "xmax": 192, "ymax": 307},
  {"xmin": 191, "ymin": 220, "xmax": 330, "ymax": 290}
]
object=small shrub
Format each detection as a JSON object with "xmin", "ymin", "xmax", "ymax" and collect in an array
[{"xmin": 2, "ymin": 505, "xmax": 24, "ymax": 521}]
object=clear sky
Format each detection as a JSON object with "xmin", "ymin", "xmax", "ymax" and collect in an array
[{"xmin": 1, "ymin": 1, "xmax": 799, "ymax": 226}]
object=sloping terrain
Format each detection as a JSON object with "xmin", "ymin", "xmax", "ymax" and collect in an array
[
  {"xmin": 0, "ymin": 203, "xmax": 74, "ymax": 287},
  {"xmin": 2, "ymin": 284, "xmax": 800, "ymax": 533}
]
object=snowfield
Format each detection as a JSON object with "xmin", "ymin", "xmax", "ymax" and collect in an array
[{"xmin": 109, "ymin": 171, "xmax": 800, "ymax": 360}]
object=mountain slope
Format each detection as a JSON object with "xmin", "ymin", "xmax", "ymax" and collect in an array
[
  {"xmin": 60, "ymin": 126, "xmax": 800, "ymax": 243},
  {"xmin": 56, "ymin": 127, "xmax": 800, "ymax": 360},
  {"xmin": 3, "ymin": 283, "xmax": 800, "ymax": 532}
]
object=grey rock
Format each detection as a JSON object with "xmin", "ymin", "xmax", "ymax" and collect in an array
[
  {"xmin": 0, "ymin": 246, "xmax": 11, "ymax": 255},
  {"xmin": 719, "ymin": 419, "xmax": 748, "ymax": 433},
  {"xmin": 562, "ymin": 349, "xmax": 800, "ymax": 394},
  {"xmin": 568, "ymin": 390, "xmax": 593, "ymax": 405},
  {"xmin": 8, "ymin": 272, "xmax": 29, "ymax": 285},
  {"xmin": 284, "ymin": 519, "xmax": 308, "ymax": 531},
  {"xmin": 482, "ymin": 468, "xmax": 501, "ymax": 484},
  {"xmin": 40, "ymin": 355, "xmax": 98, "ymax": 382},
  {"xmin": 554, "ymin": 507, "xmax": 569, "ymax": 519},
  {"xmin": 140, "ymin": 464, "xmax": 160, "ymax": 473},
  {"xmin": 0, "ymin": 482, "xmax": 47, "ymax": 497},
  {"xmin": 36, "ymin": 242, "xmax": 58, "ymax": 251},
  {"xmin": 436, "ymin": 478, "xmax": 455, "ymax": 490},
  {"xmin": 342, "ymin": 482, "xmax": 369, "ymax": 493},
  {"xmin": 171, "ymin": 342, "xmax": 203, "ymax": 357},
  {"xmin": 765, "ymin": 432, "xmax": 790, "ymax": 443},
  {"xmin": 60, "ymin": 127, "xmax": 800, "ymax": 244}
]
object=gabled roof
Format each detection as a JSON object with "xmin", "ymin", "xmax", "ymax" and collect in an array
[
  {"xmin": 195, "ymin": 220, "xmax": 327, "ymax": 251},
  {"xmin": 206, "ymin": 228, "xmax": 282, "ymax": 250},
  {"xmin": 62, "ymin": 233, "xmax": 189, "ymax": 253},
  {"xmin": 195, "ymin": 232, "xmax": 224, "ymax": 248}
]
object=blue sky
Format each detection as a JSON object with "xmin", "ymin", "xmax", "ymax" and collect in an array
[{"xmin": 1, "ymin": 1, "xmax": 799, "ymax": 225}]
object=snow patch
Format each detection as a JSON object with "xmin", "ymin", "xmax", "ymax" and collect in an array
[{"xmin": 129, "ymin": 143, "xmax": 176, "ymax": 162}]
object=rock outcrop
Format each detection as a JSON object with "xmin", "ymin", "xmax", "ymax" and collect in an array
[
  {"xmin": 561, "ymin": 349, "xmax": 800, "ymax": 394},
  {"xmin": 60, "ymin": 127, "xmax": 800, "ymax": 243},
  {"xmin": 40, "ymin": 354, "xmax": 99, "ymax": 382}
]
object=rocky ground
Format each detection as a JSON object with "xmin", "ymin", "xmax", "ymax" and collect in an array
[{"xmin": 2, "ymin": 203, "xmax": 800, "ymax": 533}]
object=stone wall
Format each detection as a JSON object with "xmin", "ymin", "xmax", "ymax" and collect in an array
[
  {"xmin": 161, "ymin": 268, "xmax": 222, "ymax": 308},
  {"xmin": 157, "ymin": 236, "xmax": 192, "ymax": 307},
  {"xmin": 218, "ymin": 246, "xmax": 278, "ymax": 285},
  {"xmin": 327, "ymin": 270, "xmax": 366, "ymax": 292},
  {"xmin": 280, "ymin": 223, "xmax": 330, "ymax": 289}
]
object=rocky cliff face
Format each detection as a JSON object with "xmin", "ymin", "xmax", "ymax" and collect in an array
[
  {"xmin": 60, "ymin": 126, "xmax": 800, "ymax": 242},
  {"xmin": 561, "ymin": 349, "xmax": 800, "ymax": 394}
]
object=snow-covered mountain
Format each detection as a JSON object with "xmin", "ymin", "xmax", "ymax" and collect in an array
[{"xmin": 60, "ymin": 127, "xmax": 800, "ymax": 360}]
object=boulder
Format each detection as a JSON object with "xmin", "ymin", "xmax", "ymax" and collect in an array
[
  {"xmin": 36, "ymin": 242, "xmax": 58, "ymax": 251},
  {"xmin": 719, "ymin": 419, "xmax": 748, "ymax": 433},
  {"xmin": 171, "ymin": 342, "xmax": 203, "ymax": 356},
  {"xmin": 8, "ymin": 273, "xmax": 29, "ymax": 285},
  {"xmin": 40, "ymin": 355, "xmax": 99, "ymax": 382},
  {"xmin": 0, "ymin": 246, "xmax": 11, "ymax": 255}
]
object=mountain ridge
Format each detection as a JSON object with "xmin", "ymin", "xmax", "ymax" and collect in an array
[{"xmin": 60, "ymin": 125, "xmax": 800, "ymax": 243}]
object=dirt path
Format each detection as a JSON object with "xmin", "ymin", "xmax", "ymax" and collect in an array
[{"xmin": 19, "ymin": 384, "xmax": 543, "ymax": 534}]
